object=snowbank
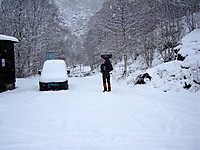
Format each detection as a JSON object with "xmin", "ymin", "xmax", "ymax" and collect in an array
[
  {"xmin": 115, "ymin": 29, "xmax": 200, "ymax": 92},
  {"xmin": 69, "ymin": 65, "xmax": 92, "ymax": 77},
  {"xmin": 0, "ymin": 34, "xmax": 19, "ymax": 42},
  {"xmin": 146, "ymin": 29, "xmax": 200, "ymax": 92}
]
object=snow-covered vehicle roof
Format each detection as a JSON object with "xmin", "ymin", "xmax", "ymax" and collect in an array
[
  {"xmin": 0, "ymin": 34, "xmax": 19, "ymax": 43},
  {"xmin": 39, "ymin": 59, "xmax": 68, "ymax": 83}
]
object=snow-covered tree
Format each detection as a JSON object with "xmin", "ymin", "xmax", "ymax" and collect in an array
[
  {"xmin": 180, "ymin": 0, "xmax": 200, "ymax": 32},
  {"xmin": 0, "ymin": 0, "xmax": 73, "ymax": 77}
]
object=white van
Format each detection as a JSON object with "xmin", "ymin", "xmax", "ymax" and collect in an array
[{"xmin": 39, "ymin": 60, "xmax": 69, "ymax": 91}]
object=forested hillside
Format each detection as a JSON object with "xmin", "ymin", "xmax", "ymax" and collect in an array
[
  {"xmin": 0, "ymin": 0, "xmax": 200, "ymax": 79},
  {"xmin": 84, "ymin": 0, "xmax": 200, "ymax": 73},
  {"xmin": 0, "ymin": 0, "xmax": 73, "ymax": 77}
]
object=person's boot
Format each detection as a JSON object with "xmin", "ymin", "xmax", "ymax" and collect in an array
[
  {"xmin": 103, "ymin": 85, "xmax": 107, "ymax": 92},
  {"xmin": 108, "ymin": 85, "xmax": 111, "ymax": 92}
]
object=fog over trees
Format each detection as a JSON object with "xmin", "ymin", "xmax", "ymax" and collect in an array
[{"xmin": 0, "ymin": 0, "xmax": 200, "ymax": 77}]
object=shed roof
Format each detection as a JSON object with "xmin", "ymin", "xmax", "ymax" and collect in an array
[{"xmin": 0, "ymin": 34, "xmax": 19, "ymax": 43}]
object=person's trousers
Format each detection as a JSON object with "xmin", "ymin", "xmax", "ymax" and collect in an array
[{"xmin": 102, "ymin": 73, "xmax": 111, "ymax": 91}]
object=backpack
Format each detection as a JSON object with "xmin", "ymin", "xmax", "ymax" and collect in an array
[{"xmin": 105, "ymin": 57, "xmax": 113, "ymax": 72}]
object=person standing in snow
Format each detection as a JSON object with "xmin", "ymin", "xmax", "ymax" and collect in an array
[{"xmin": 100, "ymin": 58, "xmax": 113, "ymax": 92}]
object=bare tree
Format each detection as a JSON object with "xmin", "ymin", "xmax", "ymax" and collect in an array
[
  {"xmin": 84, "ymin": 0, "xmax": 200, "ymax": 72},
  {"xmin": 180, "ymin": 0, "xmax": 200, "ymax": 32},
  {"xmin": 154, "ymin": 0, "xmax": 183, "ymax": 62},
  {"xmin": 0, "ymin": 0, "xmax": 73, "ymax": 77},
  {"xmin": 85, "ymin": 0, "xmax": 143, "ymax": 74}
]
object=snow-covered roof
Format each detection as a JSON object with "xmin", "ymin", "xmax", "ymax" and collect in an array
[
  {"xmin": 40, "ymin": 59, "xmax": 68, "ymax": 83},
  {"xmin": 0, "ymin": 34, "xmax": 19, "ymax": 43}
]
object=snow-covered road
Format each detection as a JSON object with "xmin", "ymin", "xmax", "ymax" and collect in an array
[{"xmin": 0, "ymin": 75, "xmax": 199, "ymax": 150}]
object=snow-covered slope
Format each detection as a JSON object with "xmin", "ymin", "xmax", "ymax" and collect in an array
[
  {"xmin": 122, "ymin": 29, "xmax": 200, "ymax": 92},
  {"xmin": 56, "ymin": 0, "xmax": 104, "ymax": 37},
  {"xmin": 147, "ymin": 29, "xmax": 200, "ymax": 92},
  {"xmin": 0, "ymin": 75, "xmax": 199, "ymax": 150}
]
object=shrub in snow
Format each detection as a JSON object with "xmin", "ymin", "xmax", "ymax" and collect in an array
[
  {"xmin": 134, "ymin": 73, "xmax": 152, "ymax": 85},
  {"xmin": 177, "ymin": 54, "xmax": 186, "ymax": 61}
]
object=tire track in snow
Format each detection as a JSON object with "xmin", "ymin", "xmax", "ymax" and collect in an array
[{"xmin": 0, "ymin": 75, "xmax": 199, "ymax": 150}]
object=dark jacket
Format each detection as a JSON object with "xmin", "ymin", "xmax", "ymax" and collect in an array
[{"xmin": 101, "ymin": 63, "xmax": 109, "ymax": 75}]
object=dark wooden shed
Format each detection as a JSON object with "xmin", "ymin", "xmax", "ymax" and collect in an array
[{"xmin": 0, "ymin": 34, "xmax": 18, "ymax": 93}]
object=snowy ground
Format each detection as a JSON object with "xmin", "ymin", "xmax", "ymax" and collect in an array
[{"xmin": 0, "ymin": 75, "xmax": 200, "ymax": 150}]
